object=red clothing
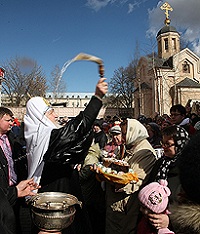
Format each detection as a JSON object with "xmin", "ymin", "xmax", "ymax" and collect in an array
[
  {"xmin": 137, "ymin": 216, "xmax": 174, "ymax": 234},
  {"xmin": 104, "ymin": 142, "xmax": 119, "ymax": 157},
  {"xmin": 137, "ymin": 216, "xmax": 157, "ymax": 234}
]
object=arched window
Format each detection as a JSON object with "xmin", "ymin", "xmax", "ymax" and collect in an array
[{"xmin": 182, "ymin": 61, "xmax": 190, "ymax": 73}]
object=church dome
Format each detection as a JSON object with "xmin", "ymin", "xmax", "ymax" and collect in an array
[{"xmin": 156, "ymin": 25, "xmax": 179, "ymax": 37}]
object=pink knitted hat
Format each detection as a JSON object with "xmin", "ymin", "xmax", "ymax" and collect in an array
[{"xmin": 138, "ymin": 179, "xmax": 171, "ymax": 213}]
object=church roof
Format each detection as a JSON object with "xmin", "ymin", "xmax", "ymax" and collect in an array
[
  {"xmin": 157, "ymin": 25, "xmax": 179, "ymax": 37},
  {"xmin": 175, "ymin": 78, "xmax": 200, "ymax": 88},
  {"xmin": 162, "ymin": 56, "xmax": 173, "ymax": 68}
]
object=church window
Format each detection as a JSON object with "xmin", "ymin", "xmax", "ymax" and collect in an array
[
  {"xmin": 182, "ymin": 61, "xmax": 190, "ymax": 73},
  {"xmin": 172, "ymin": 38, "xmax": 176, "ymax": 50},
  {"xmin": 164, "ymin": 38, "xmax": 168, "ymax": 51}
]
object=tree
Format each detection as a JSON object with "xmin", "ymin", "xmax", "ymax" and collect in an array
[
  {"xmin": 2, "ymin": 57, "xmax": 47, "ymax": 106},
  {"xmin": 108, "ymin": 63, "xmax": 136, "ymax": 117},
  {"xmin": 48, "ymin": 65, "xmax": 67, "ymax": 102},
  {"xmin": 106, "ymin": 41, "xmax": 141, "ymax": 117}
]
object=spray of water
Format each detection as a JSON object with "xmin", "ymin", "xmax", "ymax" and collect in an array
[{"xmin": 55, "ymin": 53, "xmax": 104, "ymax": 95}]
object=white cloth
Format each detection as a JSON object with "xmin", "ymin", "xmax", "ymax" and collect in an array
[
  {"xmin": 126, "ymin": 119, "xmax": 149, "ymax": 147},
  {"xmin": 179, "ymin": 117, "xmax": 190, "ymax": 126},
  {"xmin": 24, "ymin": 97, "xmax": 57, "ymax": 184}
]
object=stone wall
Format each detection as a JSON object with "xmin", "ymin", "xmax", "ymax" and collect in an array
[{"xmin": 10, "ymin": 106, "xmax": 107, "ymax": 122}]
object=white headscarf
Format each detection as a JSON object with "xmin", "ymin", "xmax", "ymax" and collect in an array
[
  {"xmin": 126, "ymin": 118, "xmax": 149, "ymax": 147},
  {"xmin": 24, "ymin": 97, "xmax": 57, "ymax": 184}
]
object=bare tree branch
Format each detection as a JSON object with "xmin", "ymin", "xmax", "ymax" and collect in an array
[{"xmin": 2, "ymin": 57, "xmax": 47, "ymax": 106}]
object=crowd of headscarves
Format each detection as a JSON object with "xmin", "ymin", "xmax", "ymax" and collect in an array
[{"xmin": 89, "ymin": 110, "xmax": 200, "ymax": 233}]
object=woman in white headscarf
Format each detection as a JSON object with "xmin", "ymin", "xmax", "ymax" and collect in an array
[
  {"xmin": 24, "ymin": 78, "xmax": 108, "ymax": 234},
  {"xmin": 105, "ymin": 119, "xmax": 157, "ymax": 234}
]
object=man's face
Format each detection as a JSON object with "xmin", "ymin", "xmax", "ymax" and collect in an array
[
  {"xmin": 93, "ymin": 125, "xmax": 101, "ymax": 133},
  {"xmin": 45, "ymin": 109, "xmax": 58, "ymax": 124},
  {"xmin": 0, "ymin": 114, "xmax": 13, "ymax": 134},
  {"xmin": 170, "ymin": 110, "xmax": 185, "ymax": 125}
]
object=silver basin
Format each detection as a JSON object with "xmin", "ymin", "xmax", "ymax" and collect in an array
[{"xmin": 30, "ymin": 192, "xmax": 82, "ymax": 232}]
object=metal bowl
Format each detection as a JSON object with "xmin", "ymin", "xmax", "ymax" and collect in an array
[{"xmin": 29, "ymin": 192, "xmax": 82, "ymax": 232}]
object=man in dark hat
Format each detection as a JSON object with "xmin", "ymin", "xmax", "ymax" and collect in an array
[{"xmin": 93, "ymin": 119, "xmax": 108, "ymax": 149}]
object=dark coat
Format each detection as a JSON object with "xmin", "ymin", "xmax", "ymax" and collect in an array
[
  {"xmin": 0, "ymin": 131, "xmax": 27, "ymax": 234},
  {"xmin": 143, "ymin": 157, "xmax": 182, "ymax": 233},
  {"xmin": 0, "ymin": 132, "xmax": 26, "ymax": 195},
  {"xmin": 93, "ymin": 130, "xmax": 108, "ymax": 149},
  {"xmin": 147, "ymin": 157, "xmax": 181, "ymax": 204},
  {"xmin": 38, "ymin": 96, "xmax": 103, "ymax": 234},
  {"xmin": 169, "ymin": 131, "xmax": 200, "ymax": 233},
  {"xmin": 0, "ymin": 187, "xmax": 17, "ymax": 234},
  {"xmin": 41, "ymin": 96, "xmax": 103, "ymax": 188}
]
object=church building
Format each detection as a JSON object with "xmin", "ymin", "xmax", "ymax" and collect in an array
[{"xmin": 134, "ymin": 2, "xmax": 200, "ymax": 118}]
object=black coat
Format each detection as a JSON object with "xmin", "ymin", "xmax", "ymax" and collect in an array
[
  {"xmin": 93, "ymin": 130, "xmax": 108, "ymax": 149},
  {"xmin": 41, "ymin": 96, "xmax": 102, "ymax": 187},
  {"xmin": 0, "ymin": 187, "xmax": 17, "ymax": 234},
  {"xmin": 0, "ymin": 132, "xmax": 26, "ymax": 198},
  {"xmin": 38, "ymin": 96, "xmax": 103, "ymax": 234},
  {"xmin": 147, "ymin": 157, "xmax": 181, "ymax": 204},
  {"xmin": 0, "ymin": 131, "xmax": 27, "ymax": 234}
]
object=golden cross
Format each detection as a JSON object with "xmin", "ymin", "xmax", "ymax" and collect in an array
[{"xmin": 160, "ymin": 2, "xmax": 173, "ymax": 19}]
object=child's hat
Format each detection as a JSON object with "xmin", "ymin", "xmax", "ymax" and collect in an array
[{"xmin": 138, "ymin": 179, "xmax": 171, "ymax": 213}]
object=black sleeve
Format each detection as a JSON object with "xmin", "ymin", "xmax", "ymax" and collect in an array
[
  {"xmin": 1, "ymin": 186, "xmax": 18, "ymax": 207},
  {"xmin": 43, "ymin": 96, "xmax": 102, "ymax": 164}
]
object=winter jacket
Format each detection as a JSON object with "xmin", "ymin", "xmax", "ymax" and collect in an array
[{"xmin": 0, "ymin": 187, "xmax": 17, "ymax": 234}]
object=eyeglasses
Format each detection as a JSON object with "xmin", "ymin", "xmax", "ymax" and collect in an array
[
  {"xmin": 170, "ymin": 113, "xmax": 181, "ymax": 117},
  {"xmin": 160, "ymin": 142, "xmax": 175, "ymax": 148}
]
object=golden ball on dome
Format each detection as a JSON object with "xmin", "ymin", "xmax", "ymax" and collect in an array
[{"xmin": 165, "ymin": 18, "xmax": 171, "ymax": 25}]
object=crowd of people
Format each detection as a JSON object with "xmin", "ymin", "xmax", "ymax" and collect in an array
[
  {"xmin": 79, "ymin": 103, "xmax": 200, "ymax": 234},
  {"xmin": 1, "ymin": 76, "xmax": 200, "ymax": 234}
]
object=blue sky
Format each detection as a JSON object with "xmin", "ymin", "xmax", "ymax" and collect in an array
[{"xmin": 0, "ymin": 0, "xmax": 200, "ymax": 92}]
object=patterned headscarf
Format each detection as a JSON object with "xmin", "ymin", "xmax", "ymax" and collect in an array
[
  {"xmin": 126, "ymin": 118, "xmax": 149, "ymax": 147},
  {"xmin": 156, "ymin": 126, "xmax": 189, "ymax": 181}
]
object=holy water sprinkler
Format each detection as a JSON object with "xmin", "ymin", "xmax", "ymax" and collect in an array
[
  {"xmin": 55, "ymin": 53, "xmax": 104, "ymax": 95},
  {"xmin": 72, "ymin": 53, "xmax": 104, "ymax": 78}
]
